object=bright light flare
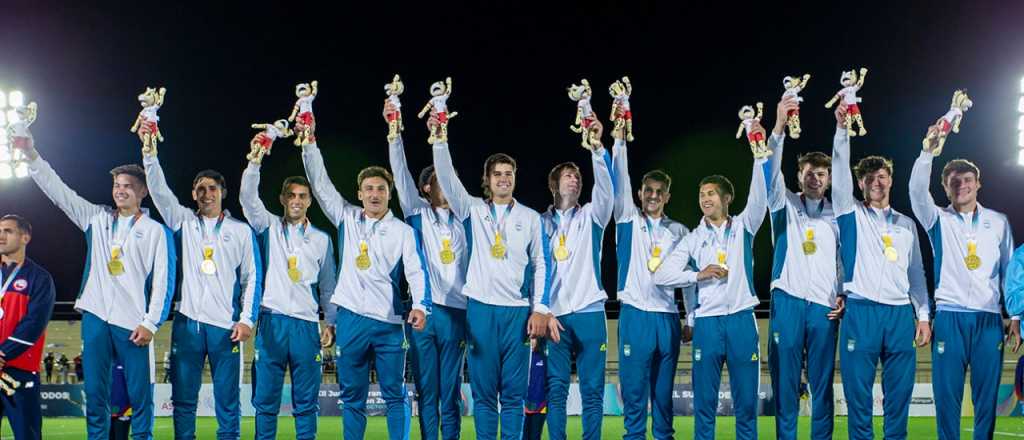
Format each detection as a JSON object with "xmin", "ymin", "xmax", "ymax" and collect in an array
[
  {"xmin": 5, "ymin": 109, "xmax": 17, "ymax": 125},
  {"xmin": 8, "ymin": 91, "xmax": 24, "ymax": 108},
  {"xmin": 0, "ymin": 164, "xmax": 12, "ymax": 180},
  {"xmin": 1019, "ymin": 149, "xmax": 1024, "ymax": 166},
  {"xmin": 13, "ymin": 162, "xmax": 26, "ymax": 178},
  {"xmin": 0, "ymin": 91, "xmax": 6, "ymax": 109}
]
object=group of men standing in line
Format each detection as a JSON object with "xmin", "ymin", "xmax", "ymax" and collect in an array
[{"xmin": 3, "ymin": 82, "xmax": 1024, "ymax": 440}]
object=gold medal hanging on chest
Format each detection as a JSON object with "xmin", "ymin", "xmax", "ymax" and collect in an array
[
  {"xmin": 646, "ymin": 246, "xmax": 663, "ymax": 272},
  {"xmin": 802, "ymin": 227, "xmax": 817, "ymax": 255},
  {"xmin": 491, "ymin": 232, "xmax": 507, "ymax": 259},
  {"xmin": 356, "ymin": 240, "xmax": 372, "ymax": 270},
  {"xmin": 716, "ymin": 248, "xmax": 729, "ymax": 270},
  {"xmin": 554, "ymin": 234, "xmax": 570, "ymax": 261},
  {"xmin": 287, "ymin": 255, "xmax": 303, "ymax": 282},
  {"xmin": 882, "ymin": 233, "xmax": 898, "ymax": 263},
  {"xmin": 964, "ymin": 239, "xmax": 981, "ymax": 271},
  {"xmin": 200, "ymin": 246, "xmax": 217, "ymax": 275},
  {"xmin": 440, "ymin": 238, "xmax": 455, "ymax": 265},
  {"xmin": 108, "ymin": 245, "xmax": 125, "ymax": 276}
]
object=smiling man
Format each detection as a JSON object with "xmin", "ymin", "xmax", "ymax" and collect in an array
[
  {"xmin": 141, "ymin": 134, "xmax": 262, "ymax": 440},
  {"xmin": 832, "ymin": 106, "xmax": 930, "ymax": 440},
  {"xmin": 611, "ymin": 129, "xmax": 692, "ymax": 440},
  {"xmin": 302, "ymin": 135, "xmax": 430, "ymax": 440},
  {"xmin": 910, "ymin": 125, "xmax": 1018, "ymax": 440},
  {"xmin": 19, "ymin": 130, "xmax": 175, "ymax": 440},
  {"xmin": 653, "ymin": 142, "xmax": 769, "ymax": 440},
  {"xmin": 240, "ymin": 152, "xmax": 337, "ymax": 440},
  {"xmin": 764, "ymin": 96, "xmax": 843, "ymax": 440},
  {"xmin": 432, "ymin": 133, "xmax": 551, "ymax": 440}
]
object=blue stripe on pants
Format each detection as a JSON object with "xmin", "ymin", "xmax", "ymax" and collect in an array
[
  {"xmin": 170, "ymin": 315, "xmax": 241, "ymax": 440},
  {"xmin": 768, "ymin": 289, "xmax": 837, "ymax": 440},
  {"xmin": 82, "ymin": 311, "xmax": 155, "ymax": 440},
  {"xmin": 334, "ymin": 307, "xmax": 407, "ymax": 440},
  {"xmin": 407, "ymin": 304, "xmax": 467, "ymax": 440},
  {"xmin": 839, "ymin": 298, "xmax": 916, "ymax": 440},
  {"xmin": 1, "ymin": 367, "xmax": 43, "ymax": 439},
  {"xmin": 252, "ymin": 312, "xmax": 323, "ymax": 440},
  {"xmin": 617, "ymin": 304, "xmax": 680, "ymax": 440},
  {"xmin": 546, "ymin": 311, "xmax": 607, "ymax": 440},
  {"xmin": 465, "ymin": 299, "xmax": 529, "ymax": 440},
  {"xmin": 692, "ymin": 309, "xmax": 760, "ymax": 440},
  {"xmin": 931, "ymin": 310, "xmax": 1004, "ymax": 440}
]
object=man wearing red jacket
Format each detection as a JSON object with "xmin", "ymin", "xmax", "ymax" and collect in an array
[{"xmin": 0, "ymin": 214, "xmax": 56, "ymax": 440}]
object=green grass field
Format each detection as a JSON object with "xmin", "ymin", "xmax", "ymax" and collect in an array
[{"xmin": 7, "ymin": 416, "xmax": 1024, "ymax": 439}]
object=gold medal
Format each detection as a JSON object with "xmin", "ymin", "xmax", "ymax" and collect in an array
[
  {"xmin": 200, "ymin": 246, "xmax": 217, "ymax": 275},
  {"xmin": 964, "ymin": 239, "xmax": 981, "ymax": 270},
  {"xmin": 646, "ymin": 246, "xmax": 663, "ymax": 272},
  {"xmin": 287, "ymin": 255, "xmax": 302, "ymax": 282},
  {"xmin": 356, "ymin": 241, "xmax": 371, "ymax": 270},
  {"xmin": 440, "ymin": 238, "xmax": 455, "ymax": 265},
  {"xmin": 882, "ymin": 234, "xmax": 898, "ymax": 262},
  {"xmin": 554, "ymin": 234, "xmax": 570, "ymax": 261},
  {"xmin": 802, "ymin": 228, "xmax": 817, "ymax": 255},
  {"xmin": 490, "ymin": 232, "xmax": 507, "ymax": 259},
  {"xmin": 717, "ymin": 248, "xmax": 729, "ymax": 270},
  {"xmin": 108, "ymin": 246, "xmax": 125, "ymax": 276}
]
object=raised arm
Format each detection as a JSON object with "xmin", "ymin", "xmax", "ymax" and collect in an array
[
  {"xmin": 739, "ymin": 157, "xmax": 770, "ymax": 235},
  {"xmin": 431, "ymin": 141, "xmax": 478, "ymax": 220},
  {"xmin": 318, "ymin": 238, "xmax": 338, "ymax": 325},
  {"xmin": 402, "ymin": 227, "xmax": 432, "ymax": 313},
  {"xmin": 301, "ymin": 142, "xmax": 351, "ymax": 226},
  {"xmin": 765, "ymin": 133, "xmax": 789, "ymax": 214},
  {"xmin": 589, "ymin": 146, "xmax": 615, "ymax": 226},
  {"xmin": 831, "ymin": 124, "xmax": 856, "ymax": 214},
  {"xmin": 529, "ymin": 215, "xmax": 552, "ymax": 315},
  {"xmin": 908, "ymin": 224, "xmax": 930, "ymax": 322},
  {"xmin": 236, "ymin": 228, "xmax": 264, "ymax": 329},
  {"xmin": 388, "ymin": 135, "xmax": 430, "ymax": 216},
  {"xmin": 240, "ymin": 161, "xmax": 276, "ymax": 233},
  {"xmin": 143, "ymin": 155, "xmax": 194, "ymax": 230},
  {"xmin": 27, "ymin": 154, "xmax": 105, "ymax": 232},
  {"xmin": 141, "ymin": 226, "xmax": 176, "ymax": 333},
  {"xmin": 611, "ymin": 139, "xmax": 638, "ymax": 222},
  {"xmin": 908, "ymin": 151, "xmax": 940, "ymax": 230}
]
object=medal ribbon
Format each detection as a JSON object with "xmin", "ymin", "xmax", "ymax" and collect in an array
[
  {"xmin": 705, "ymin": 217, "xmax": 733, "ymax": 266},
  {"xmin": 198, "ymin": 212, "xmax": 226, "ymax": 266},
  {"xmin": 643, "ymin": 214, "xmax": 666, "ymax": 256},
  {"xmin": 554, "ymin": 205, "xmax": 579, "ymax": 247},
  {"xmin": 0, "ymin": 263, "xmax": 24, "ymax": 299},
  {"xmin": 110, "ymin": 211, "xmax": 143, "ymax": 248},
  {"xmin": 801, "ymin": 194, "xmax": 824, "ymax": 218},
  {"xmin": 487, "ymin": 200, "xmax": 515, "ymax": 248},
  {"xmin": 282, "ymin": 217, "xmax": 309, "ymax": 254},
  {"xmin": 432, "ymin": 207, "xmax": 456, "ymax": 239},
  {"xmin": 865, "ymin": 203, "xmax": 896, "ymax": 253}
]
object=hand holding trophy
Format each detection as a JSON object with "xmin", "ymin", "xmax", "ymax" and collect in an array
[
  {"xmin": 418, "ymin": 77, "xmax": 457, "ymax": 144},
  {"xmin": 922, "ymin": 90, "xmax": 972, "ymax": 156},
  {"xmin": 247, "ymin": 120, "xmax": 293, "ymax": 164},
  {"xmin": 609, "ymin": 76, "xmax": 634, "ymax": 142},
  {"xmin": 825, "ymin": 68, "xmax": 868, "ymax": 136},
  {"xmin": 129, "ymin": 87, "xmax": 166, "ymax": 156},
  {"xmin": 384, "ymin": 75, "xmax": 405, "ymax": 142},
  {"xmin": 737, "ymin": 102, "xmax": 771, "ymax": 158},
  {"xmin": 289, "ymin": 81, "xmax": 318, "ymax": 146},
  {"xmin": 568, "ymin": 79, "xmax": 602, "ymax": 150},
  {"xmin": 781, "ymin": 74, "xmax": 810, "ymax": 138}
]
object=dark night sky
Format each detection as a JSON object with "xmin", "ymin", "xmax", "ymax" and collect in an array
[{"xmin": 3, "ymin": 2, "xmax": 1024, "ymax": 317}]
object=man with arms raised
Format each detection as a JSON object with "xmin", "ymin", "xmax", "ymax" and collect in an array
[
  {"xmin": 386, "ymin": 106, "xmax": 467, "ymax": 440},
  {"xmin": 611, "ymin": 127, "xmax": 691, "ymax": 440},
  {"xmin": 302, "ymin": 133, "xmax": 430, "ymax": 440},
  {"xmin": 240, "ymin": 151, "xmax": 337, "ymax": 439},
  {"xmin": 832, "ymin": 106, "xmax": 930, "ymax": 440},
  {"xmin": 140, "ymin": 128, "xmax": 262, "ymax": 440},
  {"xmin": 432, "ymin": 130, "xmax": 551, "ymax": 440},
  {"xmin": 539, "ymin": 122, "xmax": 614, "ymax": 440},
  {"xmin": 0, "ymin": 214, "xmax": 56, "ymax": 440},
  {"xmin": 910, "ymin": 124, "xmax": 1018, "ymax": 440},
  {"xmin": 653, "ymin": 138, "xmax": 769, "ymax": 440},
  {"xmin": 764, "ymin": 96, "xmax": 843, "ymax": 440},
  {"xmin": 19, "ymin": 129, "xmax": 175, "ymax": 440}
]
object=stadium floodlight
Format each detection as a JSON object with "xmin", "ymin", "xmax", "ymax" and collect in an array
[
  {"xmin": 0, "ymin": 88, "xmax": 31, "ymax": 179},
  {"xmin": 1019, "ymin": 149, "xmax": 1024, "ymax": 167}
]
